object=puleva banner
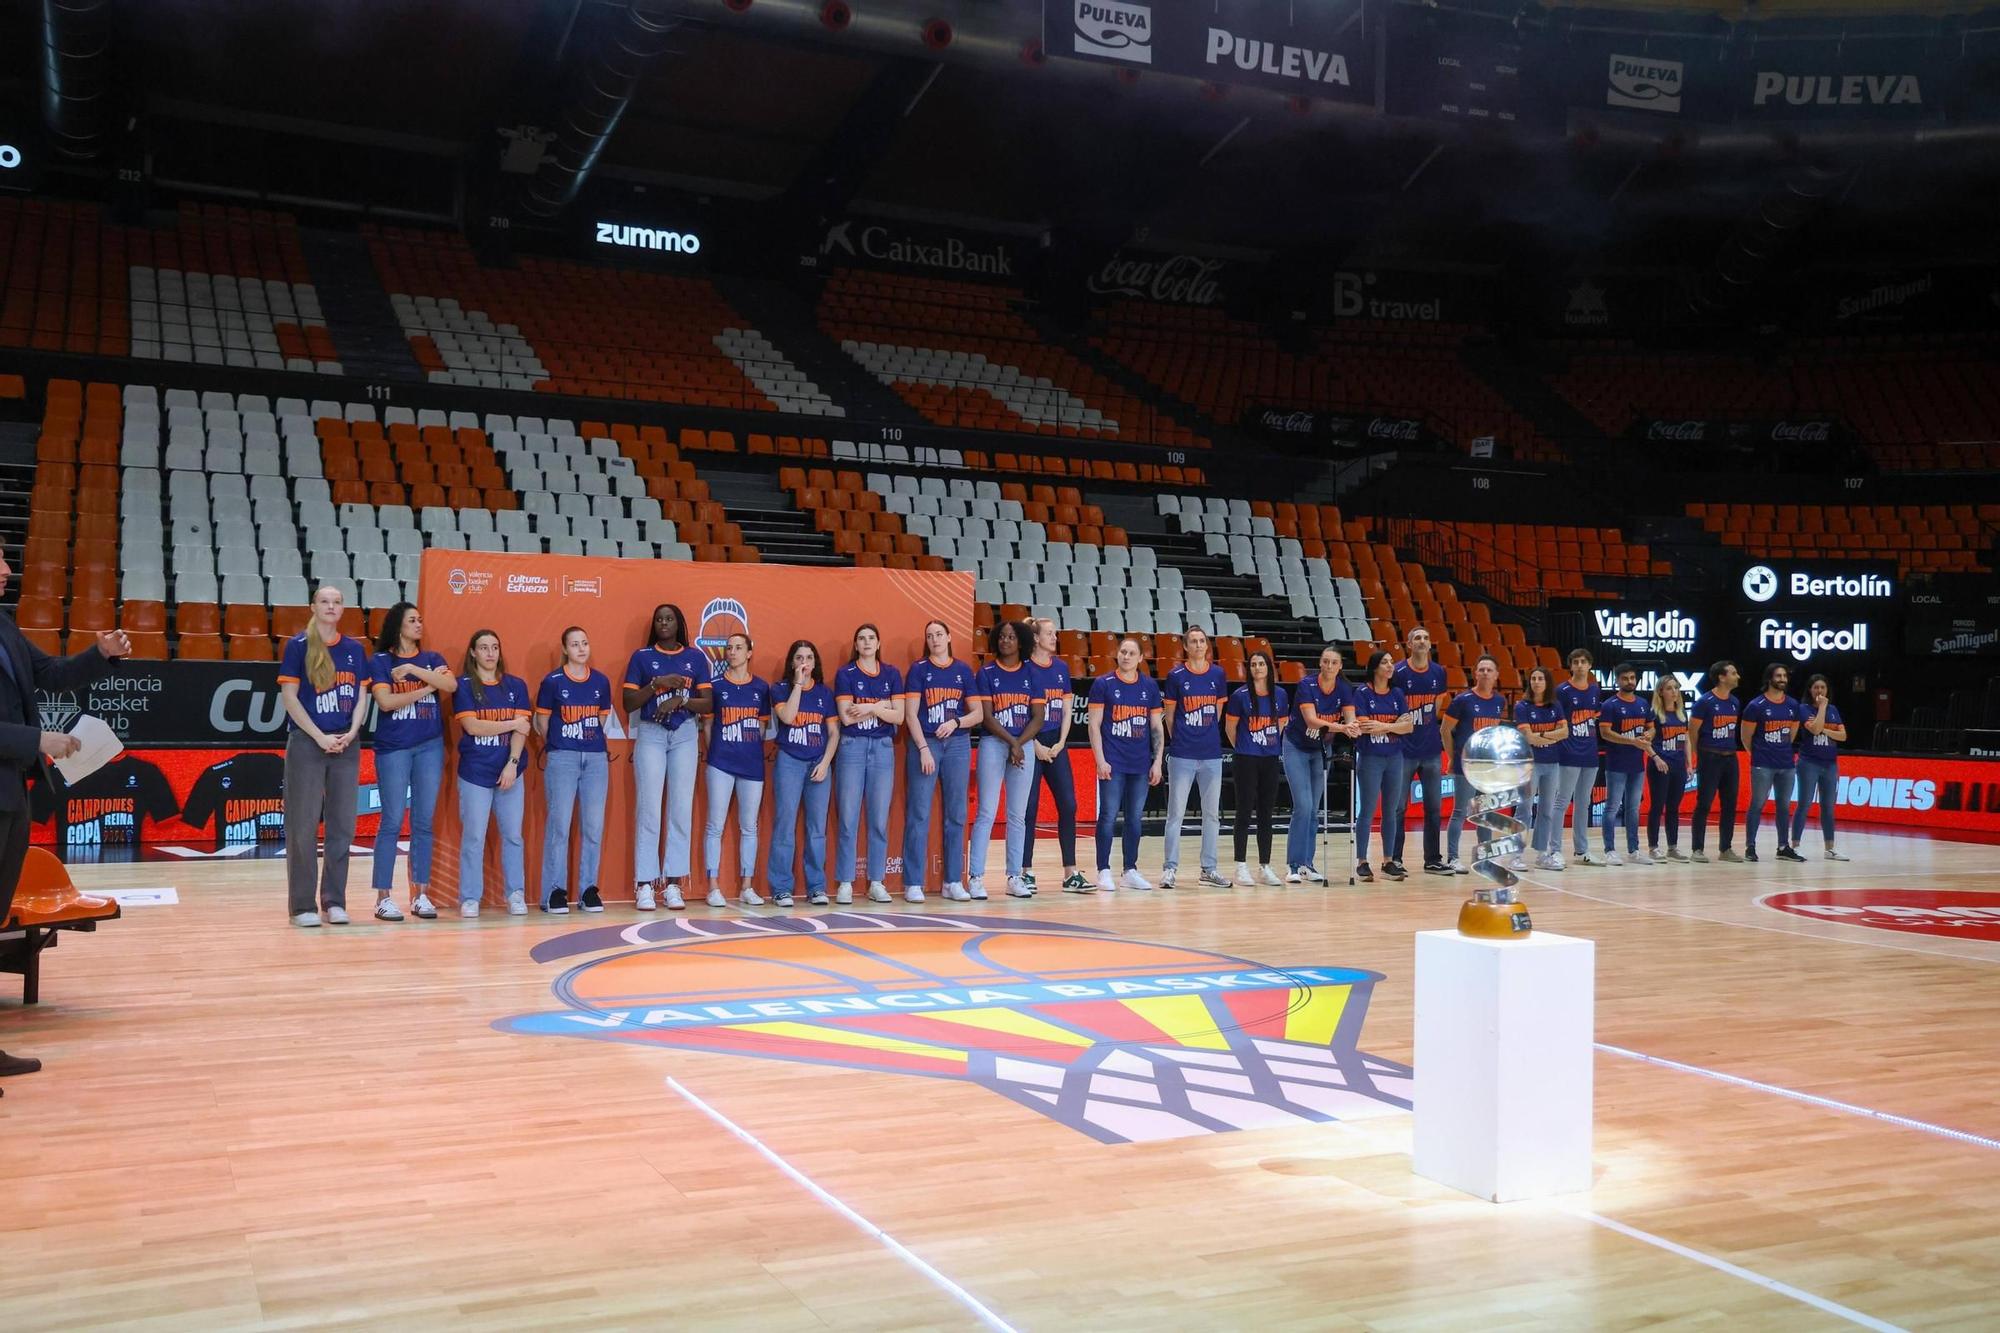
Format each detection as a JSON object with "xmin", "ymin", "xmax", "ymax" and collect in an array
[{"xmin": 421, "ymin": 552, "xmax": 973, "ymax": 905}]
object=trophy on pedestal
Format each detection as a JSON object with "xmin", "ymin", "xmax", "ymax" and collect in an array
[{"xmin": 1456, "ymin": 724, "xmax": 1535, "ymax": 939}]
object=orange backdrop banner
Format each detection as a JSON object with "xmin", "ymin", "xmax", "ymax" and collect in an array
[{"xmin": 421, "ymin": 552, "xmax": 973, "ymax": 905}]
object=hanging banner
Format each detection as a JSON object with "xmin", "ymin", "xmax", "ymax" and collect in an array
[
  {"xmin": 35, "ymin": 661, "xmax": 287, "ymax": 747},
  {"xmin": 1384, "ymin": 7, "xmax": 1536, "ymax": 128},
  {"xmin": 1240, "ymin": 404, "xmax": 1438, "ymax": 448},
  {"xmin": 1724, "ymin": 38, "xmax": 1946, "ymax": 122},
  {"xmin": 1049, "ymin": 0, "xmax": 1378, "ymax": 107},
  {"xmin": 1086, "ymin": 250, "xmax": 1235, "ymax": 306},
  {"xmin": 1626, "ymin": 417, "xmax": 1846, "ymax": 446},
  {"xmin": 808, "ymin": 214, "xmax": 1023, "ymax": 281}
]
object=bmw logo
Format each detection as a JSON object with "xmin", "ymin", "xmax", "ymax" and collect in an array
[{"xmin": 1742, "ymin": 565, "xmax": 1779, "ymax": 603}]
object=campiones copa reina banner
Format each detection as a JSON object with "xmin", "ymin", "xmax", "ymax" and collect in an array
[{"xmin": 421, "ymin": 552, "xmax": 973, "ymax": 905}]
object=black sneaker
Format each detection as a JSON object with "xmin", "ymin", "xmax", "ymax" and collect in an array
[
  {"xmin": 544, "ymin": 888, "xmax": 571, "ymax": 914},
  {"xmin": 1382, "ymin": 859, "xmax": 1409, "ymax": 880},
  {"xmin": 1356, "ymin": 862, "xmax": 1375, "ymax": 882},
  {"xmin": 1743, "ymin": 847, "xmax": 1760, "ymax": 862},
  {"xmin": 580, "ymin": 886, "xmax": 604, "ymax": 913},
  {"xmin": 1776, "ymin": 846, "xmax": 1807, "ymax": 863},
  {"xmin": 1423, "ymin": 861, "xmax": 1452, "ymax": 876}
]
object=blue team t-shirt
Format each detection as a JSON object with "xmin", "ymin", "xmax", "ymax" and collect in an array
[
  {"xmin": 535, "ymin": 667, "xmax": 613, "ymax": 754},
  {"xmin": 623, "ymin": 645, "xmax": 712, "ymax": 729},
  {"xmin": 1392, "ymin": 659, "xmax": 1449, "ymax": 760},
  {"xmin": 1655, "ymin": 710, "xmax": 1689, "ymax": 762},
  {"xmin": 1163, "ymin": 663, "xmax": 1229, "ymax": 762},
  {"xmin": 905, "ymin": 658, "xmax": 976, "ymax": 741},
  {"xmin": 1692, "ymin": 691, "xmax": 1743, "ymax": 754},
  {"xmin": 1284, "ymin": 674, "xmax": 1351, "ymax": 748},
  {"xmin": 835, "ymin": 661, "xmax": 904, "ymax": 739},
  {"xmin": 1445, "ymin": 690, "xmax": 1507, "ymax": 764},
  {"xmin": 452, "ymin": 674, "xmax": 531, "ymax": 788},
  {"xmin": 1226, "ymin": 685, "xmax": 1289, "ymax": 757},
  {"xmin": 707, "ymin": 674, "xmax": 773, "ymax": 780},
  {"xmin": 1556, "ymin": 680, "xmax": 1602, "ymax": 768},
  {"xmin": 370, "ymin": 650, "xmax": 448, "ymax": 749},
  {"xmin": 279, "ymin": 632, "xmax": 370, "ymax": 734},
  {"xmin": 1743, "ymin": 693, "xmax": 1804, "ymax": 770},
  {"xmin": 973, "ymin": 660, "xmax": 1042, "ymax": 740},
  {"xmin": 1090, "ymin": 672, "xmax": 1161, "ymax": 774},
  {"xmin": 1800, "ymin": 703, "xmax": 1843, "ymax": 766},
  {"xmin": 772, "ymin": 680, "xmax": 836, "ymax": 761},
  {"xmin": 1031, "ymin": 655, "xmax": 1072, "ymax": 743},
  {"xmin": 1352, "ymin": 684, "xmax": 1409, "ymax": 753},
  {"xmin": 1597, "ymin": 693, "xmax": 1655, "ymax": 774},
  {"xmin": 1514, "ymin": 700, "xmax": 1566, "ymax": 767}
]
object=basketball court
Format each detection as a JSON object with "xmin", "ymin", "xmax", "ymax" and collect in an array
[{"xmin": 5, "ymin": 827, "xmax": 1995, "ymax": 1330}]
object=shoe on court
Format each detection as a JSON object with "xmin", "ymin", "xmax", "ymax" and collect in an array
[
  {"xmin": 1666, "ymin": 848, "xmax": 1687, "ymax": 862},
  {"xmin": 1423, "ymin": 861, "xmax": 1452, "ymax": 876},
  {"xmin": 1739, "ymin": 849, "xmax": 1759, "ymax": 863},
  {"xmin": 1235, "ymin": 863, "xmax": 1255, "ymax": 885},
  {"xmin": 1199, "ymin": 869, "xmax": 1231, "ymax": 888},
  {"xmin": 1007, "ymin": 877, "xmax": 1033, "ymax": 898},
  {"xmin": 739, "ymin": 888, "xmax": 764, "ymax": 906},
  {"xmin": 410, "ymin": 893, "xmax": 438, "ymax": 919},
  {"xmin": 706, "ymin": 889, "xmax": 727, "ymax": 907},
  {"xmin": 1121, "ymin": 868, "xmax": 1155, "ymax": 891},
  {"xmin": 1536, "ymin": 852, "xmax": 1565, "ymax": 872},
  {"xmin": 1097, "ymin": 870, "xmax": 1118, "ymax": 893},
  {"xmin": 1355, "ymin": 862, "xmax": 1375, "ymax": 883},
  {"xmin": 1628, "ymin": 850, "xmax": 1654, "ymax": 866},
  {"xmin": 459, "ymin": 900, "xmax": 480, "ymax": 919},
  {"xmin": 293, "ymin": 911, "xmax": 322, "ymax": 928},
  {"xmin": 1571, "ymin": 850, "xmax": 1601, "ymax": 866},
  {"xmin": 1777, "ymin": 846, "xmax": 1807, "ymax": 863},
  {"xmin": 867, "ymin": 881, "xmax": 892, "ymax": 903},
  {"xmin": 1506, "ymin": 855, "xmax": 1527, "ymax": 873},
  {"xmin": 1604, "ymin": 850, "xmax": 1624, "ymax": 867},
  {"xmin": 374, "ymin": 899, "xmax": 405, "ymax": 922},
  {"xmin": 1160, "ymin": 866, "xmax": 1178, "ymax": 890},
  {"xmin": 1691, "ymin": 850, "xmax": 1710, "ymax": 864},
  {"xmin": 1381, "ymin": 860, "xmax": 1409, "ymax": 881},
  {"xmin": 836, "ymin": 883, "xmax": 854, "ymax": 905},
  {"xmin": 967, "ymin": 881, "xmax": 989, "ymax": 901},
  {"xmin": 1259, "ymin": 864, "xmax": 1283, "ymax": 886},
  {"xmin": 580, "ymin": 887, "xmax": 604, "ymax": 913},
  {"xmin": 545, "ymin": 889, "xmax": 571, "ymax": 915},
  {"xmin": 325, "ymin": 906, "xmax": 351, "ymax": 925},
  {"xmin": 1301, "ymin": 865, "xmax": 1328, "ymax": 884},
  {"xmin": 1285, "ymin": 867, "xmax": 1304, "ymax": 884},
  {"xmin": 905, "ymin": 886, "xmax": 926, "ymax": 904},
  {"xmin": 635, "ymin": 886, "xmax": 658, "ymax": 911},
  {"xmin": 808, "ymin": 890, "xmax": 830, "ymax": 906},
  {"xmin": 1447, "ymin": 858, "xmax": 1468, "ymax": 875},
  {"xmin": 772, "ymin": 895, "xmax": 795, "ymax": 907},
  {"xmin": 1825, "ymin": 846, "xmax": 1850, "ymax": 861},
  {"xmin": 1020, "ymin": 871, "xmax": 1037, "ymax": 890},
  {"xmin": 665, "ymin": 887, "xmax": 686, "ymax": 910},
  {"xmin": 506, "ymin": 894, "xmax": 526, "ymax": 916},
  {"xmin": 943, "ymin": 883, "xmax": 971, "ymax": 902},
  {"xmin": 1063, "ymin": 873, "xmax": 1096, "ymax": 894}
]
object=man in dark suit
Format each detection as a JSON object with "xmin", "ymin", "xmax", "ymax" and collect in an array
[{"xmin": 0, "ymin": 555, "xmax": 130, "ymax": 1086}]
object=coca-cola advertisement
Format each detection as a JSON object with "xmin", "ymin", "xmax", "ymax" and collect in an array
[
  {"xmin": 1242, "ymin": 405, "xmax": 1434, "ymax": 448},
  {"xmin": 1643, "ymin": 419, "xmax": 1709, "ymax": 442},
  {"xmin": 1088, "ymin": 251, "xmax": 1231, "ymax": 305},
  {"xmin": 1629, "ymin": 417, "xmax": 1845, "ymax": 445}
]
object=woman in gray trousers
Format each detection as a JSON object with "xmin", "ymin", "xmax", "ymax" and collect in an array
[{"xmin": 278, "ymin": 585, "xmax": 371, "ymax": 926}]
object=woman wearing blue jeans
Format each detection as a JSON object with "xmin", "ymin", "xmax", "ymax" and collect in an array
[
  {"xmin": 768, "ymin": 639, "xmax": 840, "ymax": 906},
  {"xmin": 1279, "ymin": 645, "xmax": 1354, "ymax": 883},
  {"xmin": 1350, "ymin": 650, "xmax": 1414, "ymax": 883},
  {"xmin": 903, "ymin": 621, "xmax": 981, "ymax": 903},
  {"xmin": 1087, "ymin": 636, "xmax": 1163, "ymax": 892},
  {"xmin": 1792, "ymin": 675, "xmax": 1849, "ymax": 860},
  {"xmin": 367, "ymin": 602, "xmax": 454, "ymax": 921},
  {"xmin": 451, "ymin": 630, "xmax": 531, "ymax": 917},
  {"xmin": 703, "ymin": 633, "xmax": 774, "ymax": 906},
  {"xmin": 623, "ymin": 603, "xmax": 712, "ymax": 912},
  {"xmin": 834, "ymin": 624, "xmax": 905, "ymax": 904},
  {"xmin": 969, "ymin": 619, "xmax": 1046, "ymax": 900},
  {"xmin": 534, "ymin": 627, "xmax": 613, "ymax": 914},
  {"xmin": 1513, "ymin": 667, "xmax": 1568, "ymax": 870}
]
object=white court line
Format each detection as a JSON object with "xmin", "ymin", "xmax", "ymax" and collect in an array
[
  {"xmin": 1595, "ymin": 1043, "xmax": 2000, "ymax": 1152},
  {"xmin": 664, "ymin": 1077, "xmax": 1019, "ymax": 1333},
  {"xmin": 1571, "ymin": 1209, "xmax": 1907, "ymax": 1332}
]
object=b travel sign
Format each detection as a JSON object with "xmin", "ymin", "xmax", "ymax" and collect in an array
[{"xmin": 1050, "ymin": 0, "xmax": 1377, "ymax": 107}]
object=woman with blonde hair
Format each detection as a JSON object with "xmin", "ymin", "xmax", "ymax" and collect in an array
[
  {"xmin": 1647, "ymin": 674, "xmax": 1690, "ymax": 862},
  {"xmin": 279, "ymin": 585, "xmax": 371, "ymax": 927}
]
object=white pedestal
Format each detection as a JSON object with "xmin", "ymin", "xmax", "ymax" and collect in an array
[{"xmin": 1412, "ymin": 929, "xmax": 1595, "ymax": 1203}]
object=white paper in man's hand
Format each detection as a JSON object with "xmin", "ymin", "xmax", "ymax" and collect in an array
[{"xmin": 53, "ymin": 714, "xmax": 125, "ymax": 783}]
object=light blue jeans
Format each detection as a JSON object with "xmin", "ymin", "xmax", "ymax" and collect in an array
[
  {"xmin": 1792, "ymin": 761, "xmax": 1837, "ymax": 846},
  {"xmin": 835, "ymin": 733, "xmax": 896, "ymax": 882},
  {"xmin": 971, "ymin": 733, "xmax": 1036, "ymax": 882},
  {"xmin": 1746, "ymin": 765, "xmax": 1797, "ymax": 852},
  {"xmin": 372, "ymin": 739, "xmax": 444, "ymax": 891},
  {"xmin": 1281, "ymin": 737, "xmax": 1327, "ymax": 871},
  {"xmin": 1354, "ymin": 748, "xmax": 1406, "ymax": 864},
  {"xmin": 905, "ymin": 732, "xmax": 970, "ymax": 889},
  {"xmin": 705, "ymin": 766, "xmax": 765, "ymax": 883},
  {"xmin": 457, "ymin": 777, "xmax": 524, "ymax": 906},
  {"xmin": 769, "ymin": 749, "xmax": 832, "ymax": 898},
  {"xmin": 632, "ymin": 720, "xmax": 700, "ymax": 883},
  {"xmin": 541, "ymin": 749, "xmax": 608, "ymax": 905},
  {"xmin": 1163, "ymin": 754, "xmax": 1223, "ymax": 873},
  {"xmin": 1601, "ymin": 768, "xmax": 1642, "ymax": 853},
  {"xmin": 1524, "ymin": 764, "xmax": 1564, "ymax": 854},
  {"xmin": 1554, "ymin": 764, "xmax": 1597, "ymax": 855}
]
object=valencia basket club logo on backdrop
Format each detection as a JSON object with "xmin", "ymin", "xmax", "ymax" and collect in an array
[
  {"xmin": 696, "ymin": 597, "xmax": 750, "ymax": 667},
  {"xmin": 497, "ymin": 915, "xmax": 1412, "ymax": 1144}
]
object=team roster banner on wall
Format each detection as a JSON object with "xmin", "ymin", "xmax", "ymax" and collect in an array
[
  {"xmin": 421, "ymin": 552, "xmax": 973, "ymax": 906},
  {"xmin": 1051, "ymin": 0, "xmax": 1378, "ymax": 106},
  {"xmin": 28, "ymin": 747, "xmax": 382, "ymax": 849}
]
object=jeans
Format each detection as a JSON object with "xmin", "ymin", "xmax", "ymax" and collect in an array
[
  {"xmin": 1281, "ymin": 738, "xmax": 1328, "ymax": 871},
  {"xmin": 1553, "ymin": 764, "xmax": 1597, "ymax": 855},
  {"xmin": 1163, "ymin": 754, "xmax": 1223, "ymax": 873},
  {"xmin": 1692, "ymin": 750, "xmax": 1739, "ymax": 854},
  {"xmin": 1232, "ymin": 753, "xmax": 1280, "ymax": 864},
  {"xmin": 835, "ymin": 733, "xmax": 895, "ymax": 882},
  {"xmin": 285, "ymin": 730, "xmax": 360, "ymax": 916},
  {"xmin": 458, "ymin": 776, "xmax": 524, "ymax": 906},
  {"xmin": 371, "ymin": 738, "xmax": 443, "ymax": 891},
  {"xmin": 705, "ymin": 766, "xmax": 765, "ymax": 883},
  {"xmin": 971, "ymin": 733, "xmax": 1035, "ymax": 882},
  {"xmin": 1792, "ymin": 761, "xmax": 1838, "ymax": 846},
  {"xmin": 1524, "ymin": 764, "xmax": 1564, "ymax": 855},
  {"xmin": 1648, "ymin": 757, "xmax": 1687, "ymax": 850},
  {"xmin": 1354, "ymin": 748, "xmax": 1406, "ymax": 864},
  {"xmin": 769, "ymin": 749, "xmax": 832, "ymax": 897},
  {"xmin": 541, "ymin": 749, "xmax": 608, "ymax": 904},
  {"xmin": 1024, "ymin": 743, "xmax": 1077, "ymax": 868},
  {"xmin": 1390, "ymin": 751, "xmax": 1443, "ymax": 865},
  {"xmin": 632, "ymin": 720, "xmax": 700, "ymax": 883},
  {"xmin": 1444, "ymin": 762, "xmax": 1486, "ymax": 863},
  {"xmin": 1601, "ymin": 768, "xmax": 1642, "ymax": 853},
  {"xmin": 1096, "ymin": 769, "xmax": 1148, "ymax": 872},
  {"xmin": 1746, "ymin": 765, "xmax": 1797, "ymax": 852},
  {"xmin": 905, "ymin": 732, "xmax": 971, "ymax": 889}
]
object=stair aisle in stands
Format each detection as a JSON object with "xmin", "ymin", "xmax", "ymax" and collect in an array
[
  {"xmin": 710, "ymin": 275, "xmax": 928, "ymax": 430},
  {"xmin": 699, "ymin": 467, "xmax": 849, "ymax": 567},
  {"xmin": 298, "ymin": 229, "xmax": 428, "ymax": 385}
]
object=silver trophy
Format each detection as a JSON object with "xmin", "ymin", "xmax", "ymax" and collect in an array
[{"xmin": 1456, "ymin": 724, "xmax": 1536, "ymax": 938}]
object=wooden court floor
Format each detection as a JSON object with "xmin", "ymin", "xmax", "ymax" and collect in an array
[{"xmin": 3, "ymin": 827, "xmax": 1997, "ymax": 1331}]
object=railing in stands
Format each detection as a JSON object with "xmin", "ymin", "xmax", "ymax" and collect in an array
[{"xmin": 1378, "ymin": 516, "xmax": 1537, "ymax": 611}]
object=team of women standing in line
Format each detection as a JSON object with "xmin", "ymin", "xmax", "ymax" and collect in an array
[{"xmin": 276, "ymin": 585, "xmax": 1851, "ymax": 926}]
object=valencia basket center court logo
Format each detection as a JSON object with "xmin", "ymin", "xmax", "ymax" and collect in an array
[
  {"xmin": 497, "ymin": 914, "xmax": 1411, "ymax": 1144},
  {"xmin": 1762, "ymin": 888, "xmax": 2000, "ymax": 941},
  {"xmin": 695, "ymin": 596, "xmax": 750, "ymax": 667}
]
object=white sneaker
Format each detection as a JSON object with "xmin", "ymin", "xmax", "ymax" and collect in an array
[
  {"xmin": 635, "ymin": 886, "xmax": 657, "ymax": 911},
  {"xmin": 943, "ymin": 882, "xmax": 969, "ymax": 902},
  {"xmin": 292, "ymin": 911, "xmax": 321, "ymax": 928},
  {"xmin": 1284, "ymin": 866, "xmax": 1303, "ymax": 884},
  {"xmin": 1536, "ymin": 852, "xmax": 1565, "ymax": 872},
  {"xmin": 1447, "ymin": 858, "xmax": 1467, "ymax": 875},
  {"xmin": 739, "ymin": 888, "xmax": 764, "ymax": 907},
  {"xmin": 904, "ymin": 885, "xmax": 926, "ymax": 904},
  {"xmin": 1006, "ymin": 876, "xmax": 1033, "ymax": 898},
  {"xmin": 1235, "ymin": 862, "xmax": 1254, "ymax": 885},
  {"xmin": 325, "ymin": 905, "xmax": 350, "ymax": 925},
  {"xmin": 836, "ymin": 882, "xmax": 854, "ymax": 905},
  {"xmin": 967, "ymin": 881, "xmax": 989, "ymax": 901},
  {"xmin": 1259, "ymin": 864, "xmax": 1283, "ymax": 886},
  {"xmin": 1160, "ymin": 866, "xmax": 1178, "ymax": 889},
  {"xmin": 1097, "ymin": 869, "xmax": 1117, "ymax": 893},
  {"xmin": 867, "ymin": 882, "xmax": 891, "ymax": 903},
  {"xmin": 1825, "ymin": 846, "xmax": 1850, "ymax": 861},
  {"xmin": 1506, "ymin": 855, "xmax": 1528, "ymax": 873},
  {"xmin": 706, "ymin": 889, "xmax": 727, "ymax": 907},
  {"xmin": 410, "ymin": 893, "xmax": 437, "ymax": 919},
  {"xmin": 1628, "ymin": 850, "xmax": 1654, "ymax": 866},
  {"xmin": 506, "ymin": 893, "xmax": 526, "ymax": 916},
  {"xmin": 664, "ymin": 887, "xmax": 685, "ymax": 910},
  {"xmin": 1604, "ymin": 850, "xmax": 1624, "ymax": 867},
  {"xmin": 374, "ymin": 899, "xmax": 404, "ymax": 922},
  {"xmin": 1575, "ymin": 850, "xmax": 1603, "ymax": 867},
  {"xmin": 1301, "ymin": 865, "xmax": 1327, "ymax": 884},
  {"xmin": 459, "ymin": 900, "xmax": 480, "ymax": 918},
  {"xmin": 1122, "ymin": 869, "xmax": 1154, "ymax": 891}
]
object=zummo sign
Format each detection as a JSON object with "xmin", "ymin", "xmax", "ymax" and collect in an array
[{"xmin": 595, "ymin": 222, "xmax": 701, "ymax": 255}]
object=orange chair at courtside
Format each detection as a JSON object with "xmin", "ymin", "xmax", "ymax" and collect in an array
[{"xmin": 1, "ymin": 847, "xmax": 121, "ymax": 1005}]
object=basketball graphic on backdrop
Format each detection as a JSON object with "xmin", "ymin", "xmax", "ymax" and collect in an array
[{"xmin": 696, "ymin": 596, "xmax": 751, "ymax": 667}]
